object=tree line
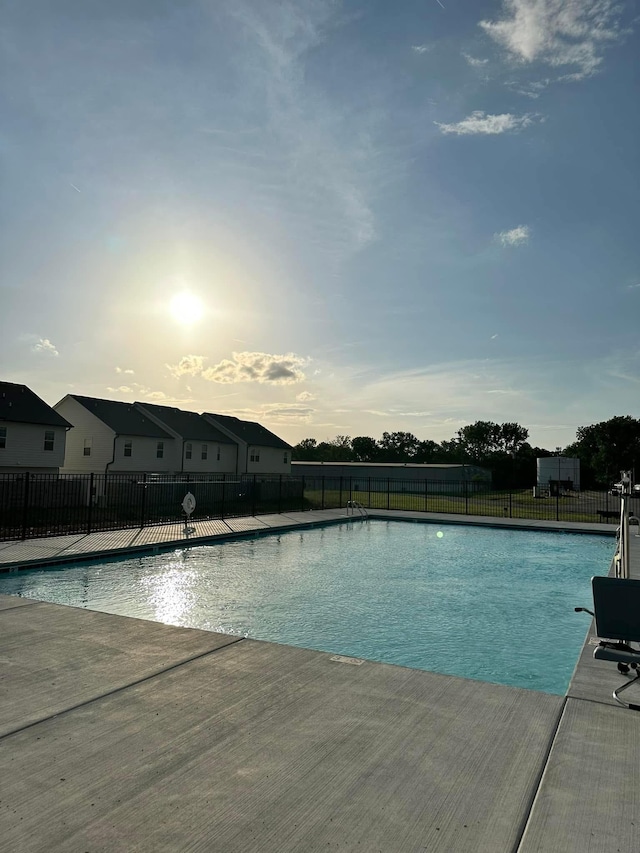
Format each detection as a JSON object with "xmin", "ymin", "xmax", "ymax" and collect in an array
[{"xmin": 292, "ymin": 416, "xmax": 640, "ymax": 489}]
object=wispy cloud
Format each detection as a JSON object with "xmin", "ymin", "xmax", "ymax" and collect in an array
[
  {"xmin": 436, "ymin": 111, "xmax": 538, "ymax": 135},
  {"xmin": 223, "ymin": 1, "xmax": 381, "ymax": 256},
  {"xmin": 627, "ymin": 282, "xmax": 640, "ymax": 290},
  {"xmin": 491, "ymin": 334, "xmax": 499, "ymax": 339},
  {"xmin": 496, "ymin": 224, "xmax": 530, "ymax": 246},
  {"xmin": 115, "ymin": 366, "xmax": 134, "ymax": 375},
  {"xmin": 480, "ymin": 0, "xmax": 630, "ymax": 81},
  {"xmin": 412, "ymin": 44, "xmax": 431, "ymax": 54},
  {"xmin": 202, "ymin": 352, "xmax": 307, "ymax": 385},
  {"xmin": 32, "ymin": 338, "xmax": 59, "ymax": 357},
  {"xmin": 462, "ymin": 52, "xmax": 489, "ymax": 67}
]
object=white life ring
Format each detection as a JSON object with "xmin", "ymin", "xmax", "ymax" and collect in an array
[{"xmin": 182, "ymin": 492, "xmax": 196, "ymax": 516}]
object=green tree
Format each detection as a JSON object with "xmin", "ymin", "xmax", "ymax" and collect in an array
[
  {"xmin": 351, "ymin": 436, "xmax": 381, "ymax": 462},
  {"xmin": 378, "ymin": 431, "xmax": 420, "ymax": 461},
  {"xmin": 292, "ymin": 438, "xmax": 319, "ymax": 461},
  {"xmin": 564, "ymin": 416, "xmax": 640, "ymax": 486}
]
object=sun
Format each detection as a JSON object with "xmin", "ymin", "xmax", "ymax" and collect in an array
[{"xmin": 169, "ymin": 292, "xmax": 204, "ymax": 325}]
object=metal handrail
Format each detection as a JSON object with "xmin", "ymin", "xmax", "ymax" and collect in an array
[
  {"xmin": 611, "ymin": 472, "xmax": 640, "ymax": 578},
  {"xmin": 346, "ymin": 500, "xmax": 369, "ymax": 518}
]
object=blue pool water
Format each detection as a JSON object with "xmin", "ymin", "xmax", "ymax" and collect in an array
[{"xmin": 0, "ymin": 520, "xmax": 612, "ymax": 694}]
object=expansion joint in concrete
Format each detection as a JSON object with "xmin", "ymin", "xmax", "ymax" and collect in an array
[{"xmin": 0, "ymin": 635, "xmax": 245, "ymax": 741}]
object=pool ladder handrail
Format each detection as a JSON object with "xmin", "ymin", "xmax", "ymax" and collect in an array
[{"xmin": 346, "ymin": 500, "xmax": 369, "ymax": 519}]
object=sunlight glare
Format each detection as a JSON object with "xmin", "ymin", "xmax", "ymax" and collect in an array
[{"xmin": 169, "ymin": 292, "xmax": 204, "ymax": 325}]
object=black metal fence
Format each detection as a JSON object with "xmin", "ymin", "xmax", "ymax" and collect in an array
[
  {"xmin": 0, "ymin": 472, "xmax": 305, "ymax": 541},
  {"xmin": 0, "ymin": 472, "xmax": 632, "ymax": 542},
  {"xmin": 301, "ymin": 476, "xmax": 631, "ymax": 526}
]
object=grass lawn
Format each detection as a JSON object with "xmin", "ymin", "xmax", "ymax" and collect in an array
[{"xmin": 303, "ymin": 488, "xmax": 621, "ymax": 524}]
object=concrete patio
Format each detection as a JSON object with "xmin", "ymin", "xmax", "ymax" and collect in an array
[{"xmin": 1, "ymin": 511, "xmax": 638, "ymax": 852}]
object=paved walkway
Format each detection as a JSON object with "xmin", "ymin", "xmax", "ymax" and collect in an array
[
  {"xmin": 1, "ymin": 511, "xmax": 638, "ymax": 852},
  {"xmin": 0, "ymin": 507, "xmax": 616, "ymax": 572}
]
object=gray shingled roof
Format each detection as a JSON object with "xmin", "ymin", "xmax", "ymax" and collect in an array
[
  {"xmin": 0, "ymin": 382, "xmax": 71, "ymax": 428},
  {"xmin": 136, "ymin": 403, "xmax": 235, "ymax": 443},
  {"xmin": 204, "ymin": 413, "xmax": 291, "ymax": 450},
  {"xmin": 70, "ymin": 396, "xmax": 172, "ymax": 438}
]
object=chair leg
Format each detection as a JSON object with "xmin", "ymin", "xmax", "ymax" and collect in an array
[{"xmin": 613, "ymin": 672, "xmax": 640, "ymax": 710}]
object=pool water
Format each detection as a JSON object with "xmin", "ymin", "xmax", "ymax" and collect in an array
[{"xmin": 0, "ymin": 520, "xmax": 612, "ymax": 694}]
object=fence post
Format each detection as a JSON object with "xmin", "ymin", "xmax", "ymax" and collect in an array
[
  {"xmin": 368, "ymin": 477, "xmax": 371, "ymax": 508},
  {"xmin": 509, "ymin": 486, "xmax": 512, "ymax": 518},
  {"xmin": 425, "ymin": 478, "xmax": 428, "ymax": 512},
  {"xmin": 387, "ymin": 478, "xmax": 390, "ymax": 510},
  {"xmin": 87, "ymin": 472, "xmax": 94, "ymax": 534},
  {"xmin": 252, "ymin": 473, "xmax": 257, "ymax": 517},
  {"xmin": 339, "ymin": 477, "xmax": 343, "ymax": 509},
  {"xmin": 301, "ymin": 475, "xmax": 306, "ymax": 512},
  {"xmin": 465, "ymin": 478, "xmax": 469, "ymax": 515},
  {"xmin": 349, "ymin": 477, "xmax": 353, "ymax": 506},
  {"xmin": 140, "ymin": 473, "xmax": 147, "ymax": 528},
  {"xmin": 278, "ymin": 474, "xmax": 282, "ymax": 514},
  {"xmin": 556, "ymin": 488, "xmax": 559, "ymax": 522},
  {"xmin": 221, "ymin": 478, "xmax": 226, "ymax": 520},
  {"xmin": 21, "ymin": 471, "xmax": 30, "ymax": 541},
  {"xmin": 321, "ymin": 477, "xmax": 325, "ymax": 510}
]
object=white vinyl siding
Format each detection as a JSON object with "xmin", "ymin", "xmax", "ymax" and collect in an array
[
  {"xmin": 55, "ymin": 396, "xmax": 116, "ymax": 474},
  {"xmin": 0, "ymin": 422, "xmax": 66, "ymax": 472}
]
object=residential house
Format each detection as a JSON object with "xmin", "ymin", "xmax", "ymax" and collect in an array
[
  {"xmin": 135, "ymin": 402, "xmax": 237, "ymax": 475},
  {"xmin": 202, "ymin": 413, "xmax": 292, "ymax": 475},
  {"xmin": 0, "ymin": 381, "xmax": 71, "ymax": 474},
  {"xmin": 54, "ymin": 395, "xmax": 175, "ymax": 475}
]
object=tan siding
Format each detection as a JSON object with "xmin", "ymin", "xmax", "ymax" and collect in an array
[{"xmin": 0, "ymin": 422, "xmax": 66, "ymax": 472}]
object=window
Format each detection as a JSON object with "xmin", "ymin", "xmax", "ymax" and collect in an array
[
  {"xmin": 216, "ymin": 446, "xmax": 221, "ymax": 461},
  {"xmin": 283, "ymin": 451, "xmax": 288, "ymax": 464},
  {"xmin": 44, "ymin": 430, "xmax": 55, "ymax": 451},
  {"xmin": 83, "ymin": 438, "xmax": 92, "ymax": 457},
  {"xmin": 201, "ymin": 444, "xmax": 208, "ymax": 461},
  {"xmin": 250, "ymin": 448, "xmax": 260, "ymax": 463},
  {"xmin": 0, "ymin": 426, "xmax": 6, "ymax": 449},
  {"xmin": 124, "ymin": 441, "xmax": 132, "ymax": 457},
  {"xmin": 185, "ymin": 442, "xmax": 192, "ymax": 460},
  {"xmin": 156, "ymin": 441, "xmax": 164, "ymax": 459}
]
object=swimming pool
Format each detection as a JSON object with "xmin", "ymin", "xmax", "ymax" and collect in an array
[{"xmin": 0, "ymin": 520, "xmax": 612, "ymax": 694}]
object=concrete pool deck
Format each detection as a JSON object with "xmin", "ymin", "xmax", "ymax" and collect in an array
[{"xmin": 1, "ymin": 511, "xmax": 639, "ymax": 852}]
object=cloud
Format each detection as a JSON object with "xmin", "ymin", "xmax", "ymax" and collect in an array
[
  {"xmin": 107, "ymin": 385, "xmax": 134, "ymax": 394},
  {"xmin": 144, "ymin": 390, "xmax": 169, "ymax": 401},
  {"xmin": 480, "ymin": 0, "xmax": 629, "ymax": 81},
  {"xmin": 496, "ymin": 224, "xmax": 530, "ymax": 246},
  {"xmin": 463, "ymin": 52, "xmax": 489, "ymax": 67},
  {"xmin": 32, "ymin": 338, "xmax": 59, "ymax": 357},
  {"xmin": 627, "ymin": 282, "xmax": 640, "ymax": 290},
  {"xmin": 412, "ymin": 44, "xmax": 431, "ymax": 54},
  {"xmin": 491, "ymin": 334, "xmax": 499, "ymax": 339},
  {"xmin": 435, "ymin": 111, "xmax": 538, "ymax": 135},
  {"xmin": 223, "ymin": 1, "xmax": 380, "ymax": 257},
  {"xmin": 201, "ymin": 352, "xmax": 307, "ymax": 385},
  {"xmin": 115, "ymin": 366, "xmax": 135, "ymax": 375},
  {"xmin": 296, "ymin": 390, "xmax": 316, "ymax": 402},
  {"xmin": 166, "ymin": 354, "xmax": 207, "ymax": 378}
]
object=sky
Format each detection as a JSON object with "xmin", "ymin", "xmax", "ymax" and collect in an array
[{"xmin": 2, "ymin": 0, "xmax": 639, "ymax": 451}]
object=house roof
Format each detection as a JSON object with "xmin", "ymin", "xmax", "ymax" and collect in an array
[
  {"xmin": 0, "ymin": 382, "xmax": 71, "ymax": 428},
  {"xmin": 70, "ymin": 396, "xmax": 172, "ymax": 438},
  {"xmin": 136, "ymin": 403, "xmax": 235, "ymax": 443},
  {"xmin": 204, "ymin": 413, "xmax": 292, "ymax": 450}
]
